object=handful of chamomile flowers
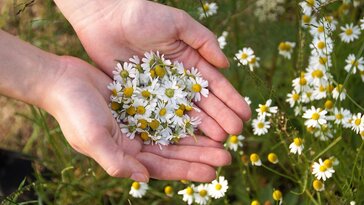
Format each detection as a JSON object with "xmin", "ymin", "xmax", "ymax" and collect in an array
[{"xmin": 107, "ymin": 51, "xmax": 209, "ymax": 146}]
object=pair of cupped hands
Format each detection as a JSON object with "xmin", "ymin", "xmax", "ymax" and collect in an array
[{"xmin": 51, "ymin": 0, "xmax": 251, "ymax": 182}]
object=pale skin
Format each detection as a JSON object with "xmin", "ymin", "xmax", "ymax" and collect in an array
[{"xmin": 1, "ymin": 0, "xmax": 251, "ymax": 182}]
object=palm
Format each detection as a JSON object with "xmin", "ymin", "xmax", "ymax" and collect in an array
[
  {"xmin": 49, "ymin": 57, "xmax": 231, "ymax": 182},
  {"xmin": 72, "ymin": 0, "xmax": 251, "ymax": 141}
]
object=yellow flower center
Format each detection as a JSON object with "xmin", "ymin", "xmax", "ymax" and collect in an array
[
  {"xmin": 175, "ymin": 109, "xmax": 184, "ymax": 117},
  {"xmin": 319, "ymin": 57, "xmax": 327, "ymax": 65},
  {"xmin": 124, "ymin": 87, "xmax": 134, "ymax": 98},
  {"xmin": 323, "ymin": 159, "xmax": 333, "ymax": 168},
  {"xmin": 317, "ymin": 26, "xmax": 324, "ymax": 33},
  {"xmin": 336, "ymin": 84, "xmax": 343, "ymax": 92},
  {"xmin": 355, "ymin": 118, "xmax": 361, "ymax": 126},
  {"xmin": 257, "ymin": 122, "xmax": 265, "ymax": 129},
  {"xmin": 345, "ymin": 28, "xmax": 353, "ymax": 35},
  {"xmin": 136, "ymin": 106, "xmax": 146, "ymax": 115},
  {"xmin": 159, "ymin": 108, "xmax": 167, "ymax": 116},
  {"xmin": 272, "ymin": 190, "xmax": 282, "ymax": 201},
  {"xmin": 249, "ymin": 57, "xmax": 257, "ymax": 64},
  {"xmin": 132, "ymin": 182, "xmax": 140, "ymax": 190},
  {"xmin": 110, "ymin": 102, "xmax": 121, "ymax": 111},
  {"xmin": 313, "ymin": 180, "xmax": 323, "ymax": 191},
  {"xmin": 302, "ymin": 15, "xmax": 311, "ymax": 23},
  {"xmin": 192, "ymin": 84, "xmax": 202, "ymax": 92},
  {"xmin": 319, "ymin": 165, "xmax": 327, "ymax": 172},
  {"xmin": 293, "ymin": 138, "xmax": 303, "ymax": 146},
  {"xmin": 142, "ymin": 90, "xmax": 151, "ymax": 98},
  {"xmin": 312, "ymin": 69, "xmax": 324, "ymax": 78},
  {"xmin": 268, "ymin": 153, "xmax": 278, "ymax": 164},
  {"xmin": 186, "ymin": 187, "xmax": 194, "ymax": 195},
  {"xmin": 150, "ymin": 69, "xmax": 156, "ymax": 78},
  {"xmin": 317, "ymin": 41, "xmax": 325, "ymax": 50},
  {"xmin": 138, "ymin": 119, "xmax": 148, "ymax": 129},
  {"xmin": 164, "ymin": 186, "xmax": 173, "ymax": 195},
  {"xmin": 120, "ymin": 70, "xmax": 129, "ymax": 78},
  {"xmin": 241, "ymin": 53, "xmax": 248, "ymax": 60},
  {"xmin": 165, "ymin": 88, "xmax": 174, "ymax": 98},
  {"xmin": 351, "ymin": 60, "xmax": 359, "ymax": 67},
  {"xmin": 140, "ymin": 132, "xmax": 150, "ymax": 141},
  {"xmin": 126, "ymin": 106, "xmax": 136, "ymax": 115},
  {"xmin": 250, "ymin": 153, "xmax": 260, "ymax": 163},
  {"xmin": 199, "ymin": 190, "xmax": 208, "ymax": 197},
  {"xmin": 260, "ymin": 105, "xmax": 268, "ymax": 113},
  {"xmin": 299, "ymin": 77, "xmax": 307, "ymax": 85},
  {"xmin": 215, "ymin": 184, "xmax": 222, "ymax": 191},
  {"xmin": 203, "ymin": 3, "xmax": 210, "ymax": 11},
  {"xmin": 279, "ymin": 42, "xmax": 292, "ymax": 51},
  {"xmin": 311, "ymin": 112, "xmax": 320, "ymax": 120},
  {"xmin": 336, "ymin": 113, "xmax": 343, "ymax": 120},
  {"xmin": 292, "ymin": 93, "xmax": 300, "ymax": 101},
  {"xmin": 319, "ymin": 85, "xmax": 325, "ymax": 92},
  {"xmin": 155, "ymin": 65, "xmax": 166, "ymax": 77},
  {"xmin": 112, "ymin": 89, "xmax": 118, "ymax": 96},
  {"xmin": 229, "ymin": 135, "xmax": 238, "ymax": 144},
  {"xmin": 324, "ymin": 100, "xmax": 333, "ymax": 109},
  {"xmin": 149, "ymin": 119, "xmax": 160, "ymax": 130},
  {"xmin": 251, "ymin": 200, "xmax": 260, "ymax": 205}
]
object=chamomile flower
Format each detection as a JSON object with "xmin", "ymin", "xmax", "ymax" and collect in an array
[
  {"xmin": 299, "ymin": 0, "xmax": 320, "ymax": 16},
  {"xmin": 289, "ymin": 137, "xmax": 304, "ymax": 155},
  {"xmin": 248, "ymin": 56, "xmax": 260, "ymax": 71},
  {"xmin": 332, "ymin": 84, "xmax": 346, "ymax": 101},
  {"xmin": 250, "ymin": 153, "xmax": 262, "ymax": 166},
  {"xmin": 312, "ymin": 84, "xmax": 328, "ymax": 100},
  {"xmin": 313, "ymin": 180, "xmax": 325, "ymax": 191},
  {"xmin": 198, "ymin": 2, "xmax": 218, "ymax": 19},
  {"xmin": 113, "ymin": 62, "xmax": 137, "ymax": 83},
  {"xmin": 314, "ymin": 124, "xmax": 334, "ymax": 141},
  {"xmin": 301, "ymin": 14, "xmax": 316, "ymax": 28},
  {"xmin": 194, "ymin": 184, "xmax": 210, "ymax": 205},
  {"xmin": 256, "ymin": 99, "xmax": 278, "ymax": 117},
  {"xmin": 351, "ymin": 113, "xmax": 364, "ymax": 134},
  {"xmin": 107, "ymin": 81, "xmax": 123, "ymax": 100},
  {"xmin": 226, "ymin": 134, "xmax": 245, "ymax": 151},
  {"xmin": 189, "ymin": 77, "xmax": 209, "ymax": 102},
  {"xmin": 278, "ymin": 41, "xmax": 296, "ymax": 59},
  {"xmin": 309, "ymin": 54, "xmax": 332, "ymax": 69},
  {"xmin": 267, "ymin": 153, "xmax": 279, "ymax": 164},
  {"xmin": 344, "ymin": 54, "xmax": 364, "ymax": 74},
  {"xmin": 164, "ymin": 185, "xmax": 174, "ymax": 197},
  {"xmin": 312, "ymin": 158, "xmax": 335, "ymax": 181},
  {"xmin": 310, "ymin": 36, "xmax": 333, "ymax": 55},
  {"xmin": 235, "ymin": 47, "xmax": 255, "ymax": 66},
  {"xmin": 340, "ymin": 23, "xmax": 361, "ymax": 43},
  {"xmin": 252, "ymin": 116, "xmax": 271, "ymax": 136},
  {"xmin": 292, "ymin": 73, "xmax": 310, "ymax": 92},
  {"xmin": 272, "ymin": 189, "xmax": 283, "ymax": 205},
  {"xmin": 129, "ymin": 182, "xmax": 148, "ymax": 198},
  {"xmin": 218, "ymin": 31, "xmax": 228, "ymax": 49},
  {"xmin": 303, "ymin": 106, "xmax": 327, "ymax": 128},
  {"xmin": 327, "ymin": 107, "xmax": 352, "ymax": 126},
  {"xmin": 178, "ymin": 186, "xmax": 195, "ymax": 205},
  {"xmin": 208, "ymin": 176, "xmax": 228, "ymax": 199}
]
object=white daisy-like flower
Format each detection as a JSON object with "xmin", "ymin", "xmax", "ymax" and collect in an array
[
  {"xmin": 310, "ymin": 36, "xmax": 333, "ymax": 55},
  {"xmin": 107, "ymin": 81, "xmax": 123, "ymax": 100},
  {"xmin": 309, "ymin": 54, "xmax": 332, "ymax": 69},
  {"xmin": 301, "ymin": 14, "xmax": 316, "ymax": 28},
  {"xmin": 314, "ymin": 124, "xmax": 334, "ymax": 141},
  {"xmin": 248, "ymin": 56, "xmax": 260, "ymax": 71},
  {"xmin": 345, "ymin": 54, "xmax": 364, "ymax": 74},
  {"xmin": 305, "ymin": 66, "xmax": 329, "ymax": 86},
  {"xmin": 340, "ymin": 23, "xmax": 361, "ymax": 43},
  {"xmin": 327, "ymin": 107, "xmax": 352, "ymax": 126},
  {"xmin": 278, "ymin": 41, "xmax": 296, "ymax": 59},
  {"xmin": 303, "ymin": 106, "xmax": 327, "ymax": 128},
  {"xmin": 235, "ymin": 47, "xmax": 255, "ymax": 66},
  {"xmin": 226, "ymin": 134, "xmax": 245, "ymax": 152},
  {"xmin": 309, "ymin": 21, "xmax": 332, "ymax": 38},
  {"xmin": 189, "ymin": 77, "xmax": 209, "ymax": 102},
  {"xmin": 312, "ymin": 84, "xmax": 327, "ymax": 100},
  {"xmin": 351, "ymin": 113, "xmax": 364, "ymax": 134},
  {"xmin": 256, "ymin": 99, "xmax": 278, "ymax": 117},
  {"xmin": 322, "ymin": 16, "xmax": 338, "ymax": 31},
  {"xmin": 252, "ymin": 116, "xmax": 271, "ymax": 136},
  {"xmin": 301, "ymin": 88, "xmax": 314, "ymax": 103},
  {"xmin": 286, "ymin": 90, "xmax": 301, "ymax": 107},
  {"xmin": 299, "ymin": 0, "xmax": 320, "ymax": 16},
  {"xmin": 112, "ymin": 62, "xmax": 137, "ymax": 82},
  {"xmin": 198, "ymin": 2, "xmax": 218, "ymax": 19},
  {"xmin": 194, "ymin": 184, "xmax": 210, "ymax": 205},
  {"xmin": 178, "ymin": 186, "xmax": 195, "ymax": 205},
  {"xmin": 129, "ymin": 181, "xmax": 148, "ymax": 198},
  {"xmin": 208, "ymin": 176, "xmax": 228, "ymax": 199},
  {"xmin": 218, "ymin": 31, "xmax": 228, "ymax": 49},
  {"xmin": 250, "ymin": 153, "xmax": 262, "ymax": 166},
  {"xmin": 289, "ymin": 137, "xmax": 304, "ymax": 155},
  {"xmin": 313, "ymin": 179, "xmax": 325, "ymax": 191},
  {"xmin": 312, "ymin": 158, "xmax": 335, "ymax": 181},
  {"xmin": 292, "ymin": 73, "xmax": 310, "ymax": 92},
  {"xmin": 332, "ymin": 84, "xmax": 346, "ymax": 101}
]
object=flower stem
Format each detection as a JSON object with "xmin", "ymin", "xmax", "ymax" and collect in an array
[
  {"xmin": 261, "ymin": 164, "xmax": 298, "ymax": 183},
  {"xmin": 312, "ymin": 136, "xmax": 342, "ymax": 161}
]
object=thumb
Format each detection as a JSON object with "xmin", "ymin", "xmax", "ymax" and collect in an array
[
  {"xmin": 85, "ymin": 129, "xmax": 150, "ymax": 182},
  {"xmin": 176, "ymin": 10, "xmax": 229, "ymax": 68}
]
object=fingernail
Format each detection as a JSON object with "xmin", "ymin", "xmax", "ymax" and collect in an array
[{"xmin": 131, "ymin": 173, "xmax": 149, "ymax": 182}]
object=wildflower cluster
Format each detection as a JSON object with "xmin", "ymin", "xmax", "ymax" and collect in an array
[
  {"xmin": 252, "ymin": 99, "xmax": 278, "ymax": 136},
  {"xmin": 108, "ymin": 51, "xmax": 209, "ymax": 145},
  {"xmin": 235, "ymin": 47, "xmax": 260, "ymax": 71},
  {"xmin": 254, "ymin": 0, "xmax": 285, "ymax": 22}
]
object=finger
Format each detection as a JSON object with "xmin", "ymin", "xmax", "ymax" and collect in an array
[
  {"xmin": 176, "ymin": 10, "xmax": 229, "ymax": 68},
  {"xmin": 84, "ymin": 128, "xmax": 150, "ymax": 182},
  {"xmin": 136, "ymin": 152, "xmax": 216, "ymax": 182},
  {"xmin": 196, "ymin": 92, "xmax": 243, "ymax": 135},
  {"xmin": 177, "ymin": 135, "xmax": 224, "ymax": 148},
  {"xmin": 188, "ymin": 109, "xmax": 227, "ymax": 141},
  {"xmin": 141, "ymin": 144, "xmax": 231, "ymax": 167}
]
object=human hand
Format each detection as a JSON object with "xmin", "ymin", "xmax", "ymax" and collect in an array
[
  {"xmin": 42, "ymin": 56, "xmax": 231, "ymax": 182},
  {"xmin": 54, "ymin": 0, "xmax": 252, "ymax": 140}
]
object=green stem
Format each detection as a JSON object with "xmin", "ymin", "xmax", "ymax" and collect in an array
[
  {"xmin": 305, "ymin": 190, "xmax": 320, "ymax": 205},
  {"xmin": 261, "ymin": 164, "xmax": 298, "ymax": 183},
  {"xmin": 312, "ymin": 136, "xmax": 342, "ymax": 161}
]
